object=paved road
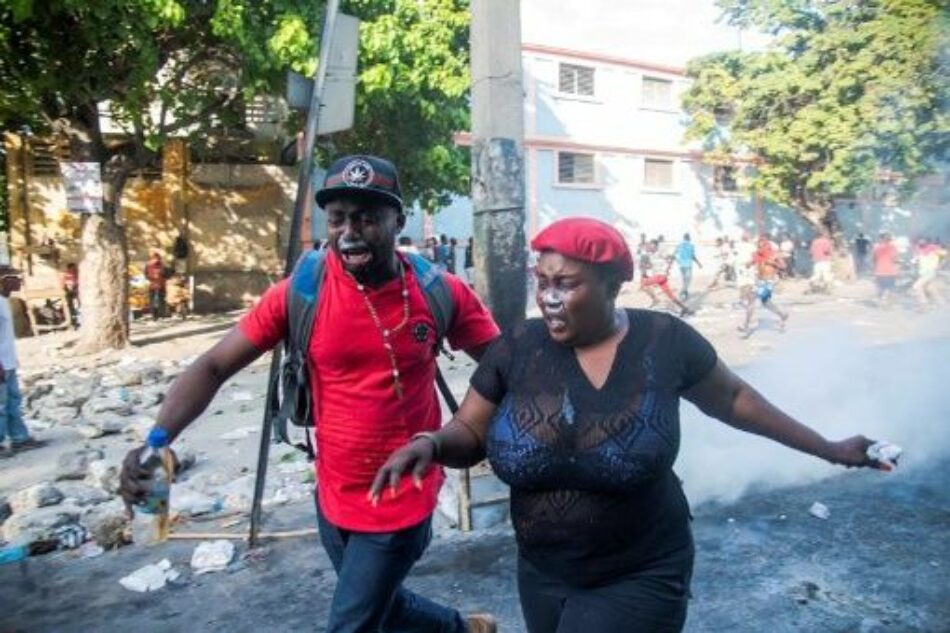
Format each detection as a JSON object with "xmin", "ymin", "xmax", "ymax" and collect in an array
[
  {"xmin": 3, "ymin": 455, "xmax": 947, "ymax": 632},
  {"xmin": 4, "ymin": 300, "xmax": 948, "ymax": 632}
]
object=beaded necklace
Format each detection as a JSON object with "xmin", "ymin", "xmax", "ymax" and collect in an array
[{"xmin": 347, "ymin": 260, "xmax": 410, "ymax": 399}]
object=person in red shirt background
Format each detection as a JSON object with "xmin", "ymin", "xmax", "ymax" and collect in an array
[
  {"xmin": 144, "ymin": 251, "xmax": 167, "ymax": 320},
  {"xmin": 872, "ymin": 232, "xmax": 900, "ymax": 306},
  {"xmin": 60, "ymin": 262, "xmax": 79, "ymax": 329},
  {"xmin": 119, "ymin": 155, "xmax": 501, "ymax": 633},
  {"xmin": 809, "ymin": 232, "xmax": 835, "ymax": 293},
  {"xmin": 738, "ymin": 236, "xmax": 789, "ymax": 337}
]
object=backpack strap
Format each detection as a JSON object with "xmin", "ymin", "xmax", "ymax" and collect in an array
[
  {"xmin": 406, "ymin": 252, "xmax": 460, "ymax": 413},
  {"xmin": 406, "ymin": 252, "xmax": 455, "ymax": 343},
  {"xmin": 272, "ymin": 249, "xmax": 327, "ymax": 458}
]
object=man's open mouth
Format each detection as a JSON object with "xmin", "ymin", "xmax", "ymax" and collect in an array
[{"xmin": 340, "ymin": 246, "xmax": 373, "ymax": 267}]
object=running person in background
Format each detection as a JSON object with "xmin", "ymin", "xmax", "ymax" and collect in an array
[
  {"xmin": 809, "ymin": 232, "xmax": 834, "ymax": 293},
  {"xmin": 674, "ymin": 233, "xmax": 702, "ymax": 300},
  {"xmin": 640, "ymin": 240, "xmax": 691, "ymax": 316},
  {"xmin": 707, "ymin": 237, "xmax": 736, "ymax": 290},
  {"xmin": 912, "ymin": 239, "xmax": 946, "ymax": 308},
  {"xmin": 739, "ymin": 236, "xmax": 788, "ymax": 338},
  {"xmin": 872, "ymin": 232, "xmax": 899, "ymax": 306},
  {"xmin": 779, "ymin": 234, "xmax": 796, "ymax": 279}
]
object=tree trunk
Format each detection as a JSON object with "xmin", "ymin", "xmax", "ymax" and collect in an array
[
  {"xmin": 75, "ymin": 212, "xmax": 129, "ymax": 353},
  {"xmin": 61, "ymin": 108, "xmax": 131, "ymax": 354}
]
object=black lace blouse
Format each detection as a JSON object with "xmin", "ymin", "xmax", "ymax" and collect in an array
[{"xmin": 471, "ymin": 309, "xmax": 717, "ymax": 586}]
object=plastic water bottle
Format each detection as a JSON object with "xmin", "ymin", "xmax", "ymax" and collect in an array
[{"xmin": 132, "ymin": 427, "xmax": 174, "ymax": 544}]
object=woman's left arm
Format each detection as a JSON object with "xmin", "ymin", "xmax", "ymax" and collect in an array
[{"xmin": 683, "ymin": 359, "xmax": 881, "ymax": 469}]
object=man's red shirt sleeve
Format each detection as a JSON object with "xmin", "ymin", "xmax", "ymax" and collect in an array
[{"xmin": 238, "ymin": 278, "xmax": 290, "ymax": 352}]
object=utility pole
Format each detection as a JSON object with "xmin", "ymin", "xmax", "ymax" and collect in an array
[
  {"xmin": 248, "ymin": 0, "xmax": 341, "ymax": 547},
  {"xmin": 470, "ymin": 0, "xmax": 526, "ymax": 333}
]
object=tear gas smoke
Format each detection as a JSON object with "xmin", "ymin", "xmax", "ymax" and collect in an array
[{"xmin": 676, "ymin": 316, "xmax": 950, "ymax": 505}]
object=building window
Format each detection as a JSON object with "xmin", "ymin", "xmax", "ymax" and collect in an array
[
  {"xmin": 557, "ymin": 152, "xmax": 596, "ymax": 185},
  {"xmin": 643, "ymin": 159, "xmax": 674, "ymax": 190},
  {"xmin": 714, "ymin": 165, "xmax": 739, "ymax": 193},
  {"xmin": 641, "ymin": 76, "xmax": 674, "ymax": 110},
  {"xmin": 558, "ymin": 63, "xmax": 595, "ymax": 97}
]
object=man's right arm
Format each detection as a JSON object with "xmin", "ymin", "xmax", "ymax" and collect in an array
[
  {"xmin": 155, "ymin": 328, "xmax": 265, "ymax": 441},
  {"xmin": 119, "ymin": 328, "xmax": 267, "ymax": 509}
]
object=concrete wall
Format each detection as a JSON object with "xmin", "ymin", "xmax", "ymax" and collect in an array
[{"xmin": 5, "ymin": 136, "xmax": 296, "ymax": 314}]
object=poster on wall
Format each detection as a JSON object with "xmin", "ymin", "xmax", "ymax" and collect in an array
[{"xmin": 60, "ymin": 162, "xmax": 103, "ymax": 214}]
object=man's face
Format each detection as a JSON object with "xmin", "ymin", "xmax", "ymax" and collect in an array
[{"xmin": 325, "ymin": 197, "xmax": 404, "ymax": 280}]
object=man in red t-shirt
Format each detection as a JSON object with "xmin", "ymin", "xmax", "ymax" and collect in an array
[
  {"xmin": 119, "ymin": 155, "xmax": 500, "ymax": 633},
  {"xmin": 144, "ymin": 251, "xmax": 167, "ymax": 320},
  {"xmin": 872, "ymin": 232, "xmax": 899, "ymax": 305}
]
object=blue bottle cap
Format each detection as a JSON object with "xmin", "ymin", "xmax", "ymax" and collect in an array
[{"xmin": 146, "ymin": 427, "xmax": 170, "ymax": 448}]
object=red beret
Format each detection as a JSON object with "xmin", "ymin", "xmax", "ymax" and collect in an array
[{"xmin": 531, "ymin": 217, "xmax": 634, "ymax": 281}]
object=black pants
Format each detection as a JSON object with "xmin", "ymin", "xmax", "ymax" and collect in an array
[
  {"xmin": 149, "ymin": 289, "xmax": 165, "ymax": 319},
  {"xmin": 517, "ymin": 544, "xmax": 694, "ymax": 633},
  {"xmin": 64, "ymin": 289, "xmax": 80, "ymax": 328}
]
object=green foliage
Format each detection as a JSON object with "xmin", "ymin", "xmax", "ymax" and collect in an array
[
  {"xmin": 683, "ymin": 0, "xmax": 948, "ymax": 219},
  {"xmin": 329, "ymin": 0, "xmax": 471, "ymax": 212},
  {"xmin": 0, "ymin": 0, "xmax": 471, "ymax": 210}
]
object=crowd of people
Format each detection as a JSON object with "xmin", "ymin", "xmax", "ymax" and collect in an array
[
  {"xmin": 624, "ymin": 227, "xmax": 947, "ymax": 340},
  {"xmin": 396, "ymin": 233, "xmax": 476, "ymax": 285}
]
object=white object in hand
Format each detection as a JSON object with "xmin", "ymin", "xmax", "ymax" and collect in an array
[{"xmin": 866, "ymin": 441, "xmax": 902, "ymax": 468}]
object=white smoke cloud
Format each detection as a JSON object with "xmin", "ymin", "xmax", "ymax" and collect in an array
[{"xmin": 676, "ymin": 312, "xmax": 950, "ymax": 505}]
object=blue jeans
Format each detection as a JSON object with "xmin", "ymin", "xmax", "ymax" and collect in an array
[
  {"xmin": 679, "ymin": 266, "xmax": 693, "ymax": 299},
  {"xmin": 316, "ymin": 501, "xmax": 467, "ymax": 633},
  {"xmin": 0, "ymin": 370, "xmax": 29, "ymax": 444}
]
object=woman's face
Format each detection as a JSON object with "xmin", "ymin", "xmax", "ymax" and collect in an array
[{"xmin": 535, "ymin": 251, "xmax": 614, "ymax": 347}]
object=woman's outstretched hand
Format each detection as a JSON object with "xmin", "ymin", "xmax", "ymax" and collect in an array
[
  {"xmin": 368, "ymin": 438, "xmax": 437, "ymax": 506},
  {"xmin": 824, "ymin": 435, "xmax": 895, "ymax": 471}
]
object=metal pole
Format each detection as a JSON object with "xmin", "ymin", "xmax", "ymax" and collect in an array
[
  {"xmin": 470, "ymin": 0, "xmax": 526, "ymax": 334},
  {"xmin": 249, "ymin": 0, "xmax": 340, "ymax": 547}
]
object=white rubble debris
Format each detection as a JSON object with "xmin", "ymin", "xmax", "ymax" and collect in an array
[
  {"xmin": 59, "ymin": 482, "xmax": 113, "ymax": 507},
  {"xmin": 229, "ymin": 390, "xmax": 255, "ymax": 402},
  {"xmin": 56, "ymin": 449, "xmax": 105, "ymax": 480},
  {"xmin": 190, "ymin": 540, "xmax": 235, "ymax": 575},
  {"xmin": 170, "ymin": 486, "xmax": 220, "ymax": 517},
  {"xmin": 119, "ymin": 559, "xmax": 179, "ymax": 592},
  {"xmin": 82, "ymin": 499, "xmax": 130, "ymax": 549},
  {"xmin": 809, "ymin": 501, "xmax": 831, "ymax": 520},
  {"xmin": 219, "ymin": 426, "xmax": 259, "ymax": 441},
  {"xmin": 78, "ymin": 542, "xmax": 105, "ymax": 558},
  {"xmin": 86, "ymin": 460, "xmax": 120, "ymax": 494},
  {"xmin": 10, "ymin": 482, "xmax": 64, "ymax": 513},
  {"xmin": 1, "ymin": 505, "xmax": 81, "ymax": 545}
]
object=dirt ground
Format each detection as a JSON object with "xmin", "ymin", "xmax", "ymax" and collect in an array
[{"xmin": 1, "ymin": 276, "xmax": 949, "ymax": 632}]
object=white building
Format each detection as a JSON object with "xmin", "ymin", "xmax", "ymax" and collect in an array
[{"xmin": 413, "ymin": 0, "xmax": 797, "ymax": 246}]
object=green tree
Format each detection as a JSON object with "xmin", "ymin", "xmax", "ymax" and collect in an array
[
  {"xmin": 0, "ymin": 0, "xmax": 470, "ymax": 351},
  {"xmin": 683, "ymin": 0, "xmax": 948, "ymax": 235}
]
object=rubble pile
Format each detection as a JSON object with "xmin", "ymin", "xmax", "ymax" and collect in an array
[{"xmin": 0, "ymin": 355, "xmax": 316, "ymax": 563}]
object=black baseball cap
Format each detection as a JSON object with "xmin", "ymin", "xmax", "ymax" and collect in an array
[{"xmin": 315, "ymin": 155, "xmax": 403, "ymax": 211}]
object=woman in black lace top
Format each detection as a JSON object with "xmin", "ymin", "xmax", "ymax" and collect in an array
[{"xmin": 372, "ymin": 218, "xmax": 886, "ymax": 633}]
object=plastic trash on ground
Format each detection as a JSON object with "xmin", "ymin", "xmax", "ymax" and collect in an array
[
  {"xmin": 190, "ymin": 540, "xmax": 235, "ymax": 575},
  {"xmin": 808, "ymin": 501, "xmax": 830, "ymax": 520},
  {"xmin": 119, "ymin": 559, "xmax": 179, "ymax": 592}
]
